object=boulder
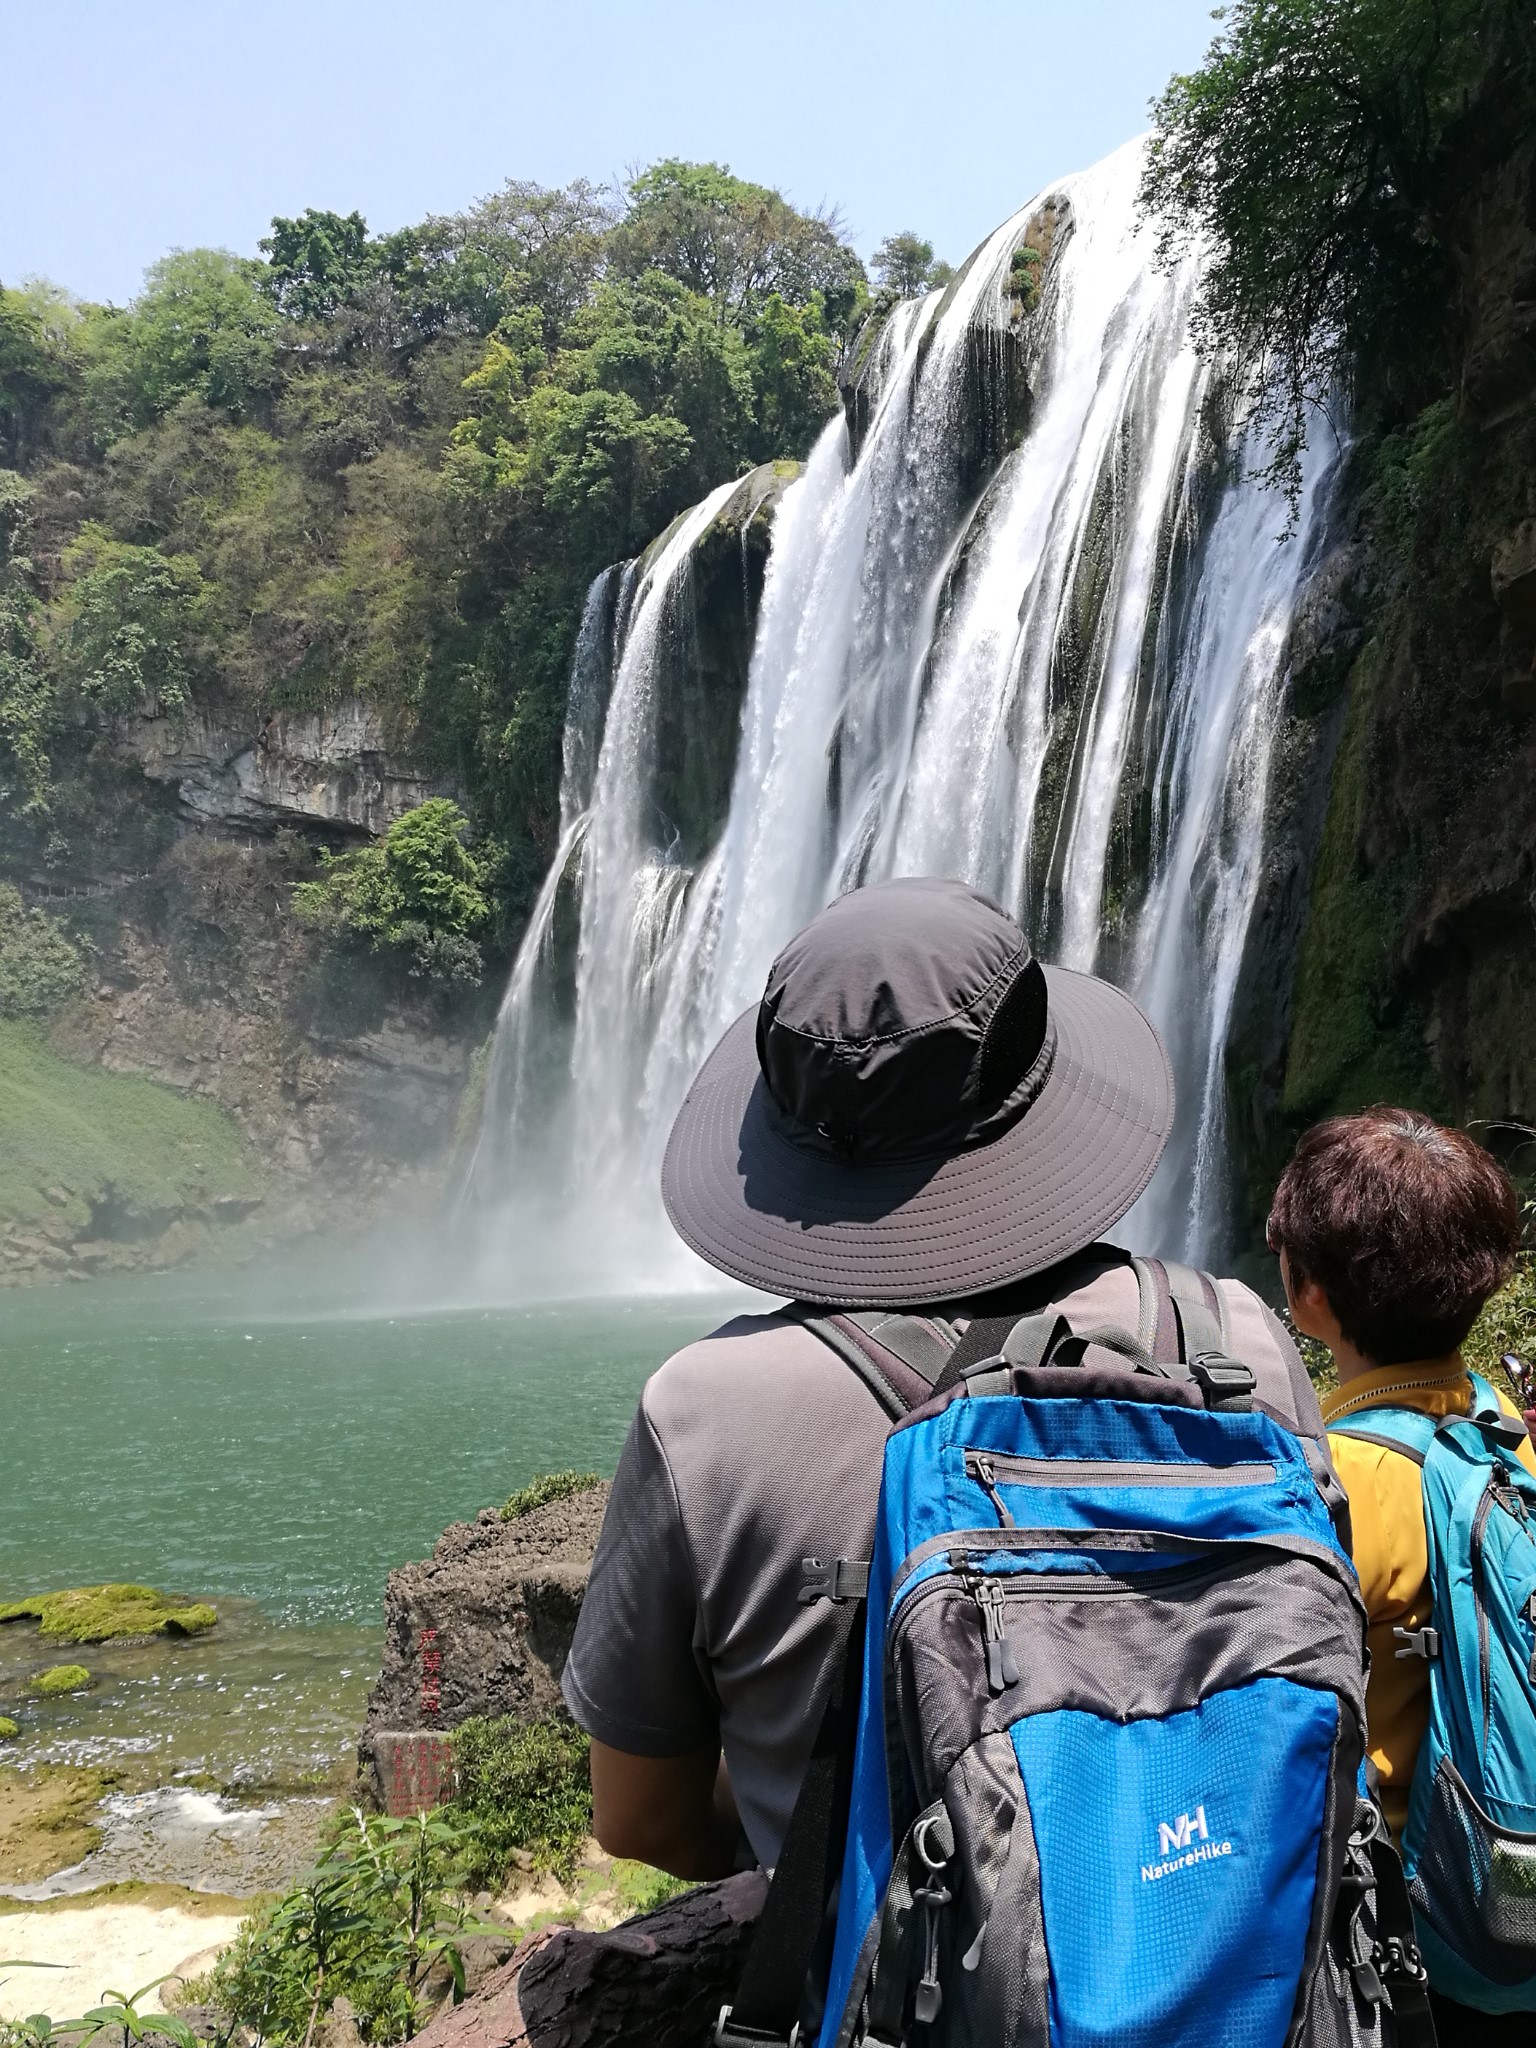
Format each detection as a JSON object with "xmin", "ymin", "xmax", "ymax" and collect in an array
[{"xmin": 359, "ymin": 1486, "xmax": 611, "ymax": 1798}]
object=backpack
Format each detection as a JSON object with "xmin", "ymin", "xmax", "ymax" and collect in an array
[
  {"xmin": 1330, "ymin": 1374, "xmax": 1536, "ymax": 2014},
  {"xmin": 715, "ymin": 1255, "xmax": 1436, "ymax": 2048}
]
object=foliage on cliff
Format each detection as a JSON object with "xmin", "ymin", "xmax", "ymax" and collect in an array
[
  {"xmin": 292, "ymin": 798, "xmax": 493, "ymax": 986},
  {"xmin": 0, "ymin": 164, "xmax": 867, "ymax": 924},
  {"xmin": 1141, "ymin": 0, "xmax": 1536, "ymax": 492},
  {"xmin": 1150, "ymin": 0, "xmax": 1536, "ymax": 1206}
]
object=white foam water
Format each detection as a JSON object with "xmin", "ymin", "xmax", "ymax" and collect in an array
[{"xmin": 463, "ymin": 139, "xmax": 1337, "ymax": 1290}]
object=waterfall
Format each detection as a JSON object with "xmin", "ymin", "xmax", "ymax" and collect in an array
[{"xmin": 464, "ymin": 138, "xmax": 1337, "ymax": 1293}]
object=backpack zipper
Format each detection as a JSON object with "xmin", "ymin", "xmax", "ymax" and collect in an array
[
  {"xmin": 963, "ymin": 1448, "xmax": 1277, "ymax": 1496},
  {"xmin": 896, "ymin": 1550, "xmax": 1241, "ymax": 1697},
  {"xmin": 950, "ymin": 1550, "xmax": 1021, "ymax": 1692},
  {"xmin": 967, "ymin": 1454, "xmax": 1017, "ymax": 1527}
]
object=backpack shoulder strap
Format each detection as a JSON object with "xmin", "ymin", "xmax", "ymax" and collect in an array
[
  {"xmin": 1327, "ymin": 1405, "xmax": 1437, "ymax": 1468},
  {"xmin": 788, "ymin": 1307, "xmax": 959, "ymax": 1420}
]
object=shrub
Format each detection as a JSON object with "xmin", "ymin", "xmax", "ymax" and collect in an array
[
  {"xmin": 207, "ymin": 1805, "xmax": 493, "ymax": 2045},
  {"xmin": 292, "ymin": 799, "xmax": 492, "ymax": 987},
  {"xmin": 1464, "ymin": 1201, "xmax": 1536, "ymax": 1401},
  {"xmin": 29, "ymin": 1664, "xmax": 90, "ymax": 1695},
  {"xmin": 450, "ymin": 1715, "xmax": 592, "ymax": 1886},
  {"xmin": 0, "ymin": 886, "xmax": 87, "ymax": 1017},
  {"xmin": 499, "ymin": 1469, "xmax": 601, "ymax": 1521}
]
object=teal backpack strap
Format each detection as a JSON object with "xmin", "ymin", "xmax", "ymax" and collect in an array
[{"xmin": 1328, "ymin": 1405, "xmax": 1438, "ymax": 1468}]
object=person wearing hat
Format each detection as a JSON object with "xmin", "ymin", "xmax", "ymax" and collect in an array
[{"xmin": 560, "ymin": 877, "xmax": 1308, "ymax": 1878}]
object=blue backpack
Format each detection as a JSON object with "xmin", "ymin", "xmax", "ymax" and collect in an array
[
  {"xmin": 1330, "ymin": 1373, "xmax": 1536, "ymax": 2015},
  {"xmin": 716, "ymin": 1259, "xmax": 1435, "ymax": 2048}
]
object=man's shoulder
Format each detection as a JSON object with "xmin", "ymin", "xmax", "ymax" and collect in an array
[{"xmin": 641, "ymin": 1309, "xmax": 884, "ymax": 1434}]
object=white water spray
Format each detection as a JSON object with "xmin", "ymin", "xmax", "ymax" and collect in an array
[{"xmin": 464, "ymin": 140, "xmax": 1335, "ymax": 1290}]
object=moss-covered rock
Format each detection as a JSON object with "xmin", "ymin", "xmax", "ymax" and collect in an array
[
  {"xmin": 29, "ymin": 1664, "xmax": 91, "ymax": 1695},
  {"xmin": 0, "ymin": 1715, "xmax": 18, "ymax": 1739},
  {"xmin": 0, "ymin": 1583, "xmax": 218, "ymax": 1643}
]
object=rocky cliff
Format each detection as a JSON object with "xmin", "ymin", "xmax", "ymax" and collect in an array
[
  {"xmin": 1227, "ymin": 120, "xmax": 1536, "ymax": 1228},
  {"xmin": 359, "ymin": 1484, "xmax": 610, "ymax": 1797},
  {"xmin": 119, "ymin": 695, "xmax": 457, "ymax": 838}
]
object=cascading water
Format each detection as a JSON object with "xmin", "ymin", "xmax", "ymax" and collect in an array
[{"xmin": 463, "ymin": 138, "xmax": 1338, "ymax": 1292}]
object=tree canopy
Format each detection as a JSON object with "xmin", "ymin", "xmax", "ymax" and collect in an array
[
  {"xmin": 1140, "ymin": 0, "xmax": 1536, "ymax": 487},
  {"xmin": 0, "ymin": 161, "xmax": 908, "ymax": 946},
  {"xmin": 871, "ymin": 232, "xmax": 953, "ymax": 299}
]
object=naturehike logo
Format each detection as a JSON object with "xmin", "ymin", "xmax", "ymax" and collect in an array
[
  {"xmin": 1158, "ymin": 1806, "xmax": 1207, "ymax": 1856},
  {"xmin": 1141, "ymin": 1804, "xmax": 1235, "ymax": 1882}
]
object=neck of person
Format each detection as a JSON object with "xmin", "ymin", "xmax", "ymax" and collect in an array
[{"xmin": 1332, "ymin": 1340, "xmax": 1465, "ymax": 1388}]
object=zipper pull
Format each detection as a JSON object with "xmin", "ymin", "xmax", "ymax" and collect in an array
[
  {"xmin": 974, "ymin": 1578, "xmax": 1020, "ymax": 1693},
  {"xmin": 969, "ymin": 1452, "xmax": 1017, "ymax": 1528}
]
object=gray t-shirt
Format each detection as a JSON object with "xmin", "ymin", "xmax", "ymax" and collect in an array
[{"xmin": 561, "ymin": 1257, "xmax": 1305, "ymax": 1866}]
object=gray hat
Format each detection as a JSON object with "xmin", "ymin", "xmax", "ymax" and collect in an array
[{"xmin": 661, "ymin": 877, "xmax": 1174, "ymax": 1304}]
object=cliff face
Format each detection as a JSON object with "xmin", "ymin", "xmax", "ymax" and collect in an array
[
  {"xmin": 359, "ymin": 1486, "xmax": 610, "ymax": 1795},
  {"xmin": 118, "ymin": 695, "xmax": 457, "ymax": 839},
  {"xmin": 1228, "ymin": 124, "xmax": 1536, "ymax": 1227}
]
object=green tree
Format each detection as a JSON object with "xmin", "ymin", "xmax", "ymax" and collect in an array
[
  {"xmin": 0, "ymin": 286, "xmax": 74, "ymax": 465},
  {"xmin": 1139, "ymin": 0, "xmax": 1536, "ymax": 489},
  {"xmin": 610, "ymin": 160, "xmax": 863, "ymax": 325},
  {"xmin": 871, "ymin": 231, "xmax": 951, "ymax": 298},
  {"xmin": 261, "ymin": 209, "xmax": 377, "ymax": 321},
  {"xmin": 293, "ymin": 799, "xmax": 493, "ymax": 985},
  {"xmin": 0, "ymin": 469, "xmax": 52, "ymax": 816},
  {"xmin": 52, "ymin": 525, "xmax": 212, "ymax": 715},
  {"xmin": 75, "ymin": 251, "xmax": 278, "ymax": 445}
]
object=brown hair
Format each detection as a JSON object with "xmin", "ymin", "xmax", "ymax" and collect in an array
[{"xmin": 1268, "ymin": 1107, "xmax": 1520, "ymax": 1365}]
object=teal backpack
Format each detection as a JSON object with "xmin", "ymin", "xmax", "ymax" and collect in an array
[{"xmin": 1331, "ymin": 1372, "xmax": 1536, "ymax": 2013}]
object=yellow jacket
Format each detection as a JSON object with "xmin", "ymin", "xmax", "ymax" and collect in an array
[{"xmin": 1322, "ymin": 1360, "xmax": 1536, "ymax": 1835}]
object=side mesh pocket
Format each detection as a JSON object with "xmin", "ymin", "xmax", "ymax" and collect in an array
[{"xmin": 1410, "ymin": 1756, "xmax": 1536, "ymax": 1979}]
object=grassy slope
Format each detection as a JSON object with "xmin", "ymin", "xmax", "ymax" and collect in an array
[{"xmin": 0, "ymin": 1019, "xmax": 257, "ymax": 1232}]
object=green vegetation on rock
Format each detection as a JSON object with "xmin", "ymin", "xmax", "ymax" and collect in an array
[
  {"xmin": 28, "ymin": 1665, "xmax": 89, "ymax": 1696},
  {"xmin": 449, "ymin": 1714, "xmax": 592, "ymax": 1884},
  {"xmin": 1140, "ymin": 0, "xmax": 1532, "ymax": 494},
  {"xmin": 499, "ymin": 1469, "xmax": 601, "ymax": 1522},
  {"xmin": 206, "ymin": 1804, "xmax": 493, "ymax": 2045},
  {"xmin": 0, "ymin": 1717, "xmax": 17, "ymax": 1739},
  {"xmin": 0, "ymin": 1584, "xmax": 217, "ymax": 1643},
  {"xmin": 0, "ymin": 1017, "xmax": 258, "ymax": 1237},
  {"xmin": 292, "ymin": 799, "xmax": 493, "ymax": 988},
  {"xmin": 0, "ymin": 161, "xmax": 878, "ymax": 934},
  {"xmin": 0, "ymin": 887, "xmax": 86, "ymax": 1017}
]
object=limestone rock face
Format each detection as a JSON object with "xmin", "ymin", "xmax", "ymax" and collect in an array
[
  {"xmin": 359, "ymin": 1487, "xmax": 611, "ymax": 1794},
  {"xmin": 119, "ymin": 697, "xmax": 455, "ymax": 837}
]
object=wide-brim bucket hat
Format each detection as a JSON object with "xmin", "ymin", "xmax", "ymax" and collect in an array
[{"xmin": 661, "ymin": 877, "xmax": 1174, "ymax": 1305}]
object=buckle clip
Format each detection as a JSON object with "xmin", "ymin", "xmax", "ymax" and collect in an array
[
  {"xmin": 798, "ymin": 1557, "xmax": 869, "ymax": 1605},
  {"xmin": 1376, "ymin": 1935, "xmax": 1429, "ymax": 1989},
  {"xmin": 1188, "ymin": 1353, "xmax": 1256, "ymax": 1406},
  {"xmin": 714, "ymin": 2007, "xmax": 799, "ymax": 2048},
  {"xmin": 1393, "ymin": 1625, "xmax": 1440, "ymax": 1661}
]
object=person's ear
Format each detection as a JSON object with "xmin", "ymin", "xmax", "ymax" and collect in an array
[{"xmin": 1287, "ymin": 1269, "xmax": 1336, "ymax": 1344}]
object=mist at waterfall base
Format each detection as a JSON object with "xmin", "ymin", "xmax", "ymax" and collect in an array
[{"xmin": 456, "ymin": 138, "xmax": 1339, "ymax": 1304}]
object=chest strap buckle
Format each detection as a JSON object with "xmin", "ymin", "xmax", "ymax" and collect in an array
[{"xmin": 1393, "ymin": 1625, "xmax": 1440, "ymax": 1661}]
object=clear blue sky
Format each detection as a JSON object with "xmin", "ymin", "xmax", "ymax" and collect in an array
[{"xmin": 4, "ymin": 0, "xmax": 1222, "ymax": 306}]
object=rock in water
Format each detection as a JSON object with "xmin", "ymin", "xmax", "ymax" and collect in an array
[{"xmin": 359, "ymin": 1486, "xmax": 610, "ymax": 1799}]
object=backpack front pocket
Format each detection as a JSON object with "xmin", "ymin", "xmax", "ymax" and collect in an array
[{"xmin": 1010, "ymin": 1677, "xmax": 1339, "ymax": 2047}]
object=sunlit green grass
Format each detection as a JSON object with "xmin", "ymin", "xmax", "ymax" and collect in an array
[{"xmin": 0, "ymin": 1018, "xmax": 257, "ymax": 1231}]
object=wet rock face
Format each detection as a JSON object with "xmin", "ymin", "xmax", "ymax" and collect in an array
[
  {"xmin": 119, "ymin": 697, "xmax": 457, "ymax": 838},
  {"xmin": 649, "ymin": 464, "xmax": 795, "ymax": 866},
  {"xmin": 359, "ymin": 1487, "xmax": 611, "ymax": 1794}
]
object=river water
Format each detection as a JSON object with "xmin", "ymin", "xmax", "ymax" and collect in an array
[{"xmin": 1, "ymin": 1263, "xmax": 745, "ymax": 1788}]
